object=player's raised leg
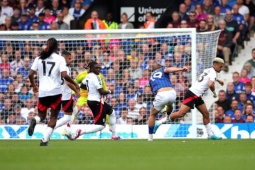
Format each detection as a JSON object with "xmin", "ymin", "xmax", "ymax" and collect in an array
[
  {"xmin": 55, "ymin": 98, "xmax": 73, "ymax": 130},
  {"xmin": 106, "ymin": 106, "xmax": 121, "ymax": 140},
  {"xmin": 153, "ymin": 104, "xmax": 174, "ymax": 133},
  {"xmin": 169, "ymin": 104, "xmax": 191, "ymax": 121}
]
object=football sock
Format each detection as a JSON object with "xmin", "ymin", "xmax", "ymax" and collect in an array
[
  {"xmin": 157, "ymin": 117, "xmax": 167, "ymax": 125},
  {"xmin": 69, "ymin": 106, "xmax": 78, "ymax": 125},
  {"xmin": 55, "ymin": 115, "xmax": 71, "ymax": 129},
  {"xmin": 42, "ymin": 127, "xmax": 53, "ymax": 142},
  {"xmin": 148, "ymin": 126, "xmax": 154, "ymax": 134},
  {"xmin": 109, "ymin": 110, "xmax": 117, "ymax": 137},
  {"xmin": 205, "ymin": 123, "xmax": 213, "ymax": 136},
  {"xmin": 80, "ymin": 125, "xmax": 105, "ymax": 135}
]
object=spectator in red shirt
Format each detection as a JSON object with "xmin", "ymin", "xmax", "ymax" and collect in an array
[
  {"xmin": 171, "ymin": 11, "xmax": 180, "ymax": 28},
  {"xmin": 0, "ymin": 54, "xmax": 10, "ymax": 71},
  {"xmin": 188, "ymin": 11, "xmax": 198, "ymax": 28},
  {"xmin": 239, "ymin": 69, "xmax": 251, "ymax": 83},
  {"xmin": 44, "ymin": 6, "xmax": 56, "ymax": 25},
  {"xmin": 231, "ymin": 109, "xmax": 245, "ymax": 123},
  {"xmin": 215, "ymin": 106, "xmax": 225, "ymax": 123}
]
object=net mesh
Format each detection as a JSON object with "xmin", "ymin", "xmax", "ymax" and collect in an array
[{"xmin": 0, "ymin": 30, "xmax": 220, "ymax": 128}]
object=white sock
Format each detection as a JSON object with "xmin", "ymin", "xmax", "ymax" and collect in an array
[
  {"xmin": 69, "ymin": 106, "xmax": 78, "ymax": 125},
  {"xmin": 157, "ymin": 117, "xmax": 167, "ymax": 125},
  {"xmin": 80, "ymin": 125, "xmax": 105, "ymax": 135},
  {"xmin": 55, "ymin": 115, "xmax": 71, "ymax": 130},
  {"xmin": 42, "ymin": 127, "xmax": 53, "ymax": 142},
  {"xmin": 109, "ymin": 110, "xmax": 117, "ymax": 137},
  {"xmin": 205, "ymin": 123, "xmax": 213, "ymax": 136},
  {"xmin": 34, "ymin": 116, "xmax": 41, "ymax": 123}
]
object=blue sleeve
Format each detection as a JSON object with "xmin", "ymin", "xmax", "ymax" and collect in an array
[
  {"xmin": 83, "ymin": 0, "xmax": 92, "ymax": 6},
  {"xmin": 71, "ymin": 0, "xmax": 76, "ymax": 6}
]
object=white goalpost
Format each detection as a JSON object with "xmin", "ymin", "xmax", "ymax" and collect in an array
[{"xmin": 0, "ymin": 29, "xmax": 221, "ymax": 139}]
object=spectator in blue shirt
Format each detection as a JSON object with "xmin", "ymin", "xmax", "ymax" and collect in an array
[
  {"xmin": 0, "ymin": 68, "xmax": 14, "ymax": 93},
  {"xmin": 242, "ymin": 103, "xmax": 255, "ymax": 121},
  {"xmin": 226, "ymin": 82, "xmax": 239, "ymax": 100},
  {"xmin": 27, "ymin": 6, "xmax": 38, "ymax": 24},
  {"xmin": 243, "ymin": 82, "xmax": 255, "ymax": 101},
  {"xmin": 116, "ymin": 92, "xmax": 128, "ymax": 117},
  {"xmin": 172, "ymin": 51, "xmax": 186, "ymax": 67},
  {"xmin": 184, "ymin": 0, "xmax": 195, "ymax": 14},
  {"xmin": 71, "ymin": 0, "xmax": 93, "ymax": 10},
  {"xmin": 220, "ymin": 0, "xmax": 232, "ymax": 15},
  {"xmin": 225, "ymin": 100, "xmax": 239, "ymax": 119},
  {"xmin": 232, "ymin": 4, "xmax": 245, "ymax": 25},
  {"xmin": 18, "ymin": 13, "xmax": 32, "ymax": 30},
  {"xmin": 17, "ymin": 85, "xmax": 32, "ymax": 102},
  {"xmin": 126, "ymin": 84, "xmax": 136, "ymax": 102},
  {"xmin": 38, "ymin": 13, "xmax": 50, "ymax": 30},
  {"xmin": 17, "ymin": 57, "xmax": 30, "ymax": 79},
  {"xmin": 232, "ymin": 71, "xmax": 245, "ymax": 94},
  {"xmin": 238, "ymin": 92, "xmax": 247, "ymax": 112}
]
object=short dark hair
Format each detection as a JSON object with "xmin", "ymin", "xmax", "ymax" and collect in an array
[
  {"xmin": 40, "ymin": 38, "xmax": 58, "ymax": 60},
  {"xmin": 218, "ymin": 90, "xmax": 226, "ymax": 94},
  {"xmin": 234, "ymin": 109, "xmax": 241, "ymax": 113},
  {"xmin": 62, "ymin": 50, "xmax": 71, "ymax": 57},
  {"xmin": 87, "ymin": 61, "xmax": 98, "ymax": 72},
  {"xmin": 62, "ymin": 5, "xmax": 69, "ymax": 11},
  {"xmin": 121, "ymin": 107, "xmax": 128, "ymax": 111}
]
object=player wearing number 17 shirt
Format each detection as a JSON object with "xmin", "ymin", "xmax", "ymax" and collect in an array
[
  {"xmin": 155, "ymin": 58, "xmax": 225, "ymax": 140},
  {"xmin": 27, "ymin": 38, "xmax": 79, "ymax": 146},
  {"xmin": 148, "ymin": 62, "xmax": 188, "ymax": 141}
]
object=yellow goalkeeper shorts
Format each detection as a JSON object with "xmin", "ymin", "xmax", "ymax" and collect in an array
[{"xmin": 76, "ymin": 96, "xmax": 88, "ymax": 107}]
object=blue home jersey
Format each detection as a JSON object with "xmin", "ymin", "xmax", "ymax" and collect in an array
[{"xmin": 149, "ymin": 67, "xmax": 172, "ymax": 94}]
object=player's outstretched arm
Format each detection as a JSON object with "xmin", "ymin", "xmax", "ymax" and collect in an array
[
  {"xmin": 208, "ymin": 80, "xmax": 217, "ymax": 98},
  {"xmin": 164, "ymin": 67, "xmax": 187, "ymax": 73},
  {"xmin": 98, "ymin": 88, "xmax": 111, "ymax": 95},
  {"xmin": 217, "ymin": 79, "xmax": 224, "ymax": 86},
  {"xmin": 61, "ymin": 71, "xmax": 80, "ymax": 91},
  {"xmin": 28, "ymin": 69, "xmax": 38, "ymax": 93},
  {"xmin": 66, "ymin": 81, "xmax": 80, "ymax": 98}
]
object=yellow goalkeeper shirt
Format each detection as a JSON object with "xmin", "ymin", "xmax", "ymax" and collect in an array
[{"xmin": 75, "ymin": 71, "xmax": 107, "ymax": 98}]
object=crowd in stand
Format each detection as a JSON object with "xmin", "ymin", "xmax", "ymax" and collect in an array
[{"xmin": 0, "ymin": 0, "xmax": 255, "ymax": 125}]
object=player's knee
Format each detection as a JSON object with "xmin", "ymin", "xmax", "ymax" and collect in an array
[{"xmin": 178, "ymin": 111, "xmax": 186, "ymax": 117}]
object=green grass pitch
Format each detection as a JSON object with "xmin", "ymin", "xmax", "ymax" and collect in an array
[{"xmin": 0, "ymin": 139, "xmax": 254, "ymax": 170}]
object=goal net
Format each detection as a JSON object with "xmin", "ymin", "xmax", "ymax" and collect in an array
[{"xmin": 0, "ymin": 29, "xmax": 220, "ymax": 139}]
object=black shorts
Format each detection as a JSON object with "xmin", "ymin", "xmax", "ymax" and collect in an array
[
  {"xmin": 87, "ymin": 100, "xmax": 112, "ymax": 125},
  {"xmin": 38, "ymin": 94, "xmax": 62, "ymax": 112},
  {"xmin": 61, "ymin": 97, "xmax": 73, "ymax": 112},
  {"xmin": 182, "ymin": 90, "xmax": 204, "ymax": 109}
]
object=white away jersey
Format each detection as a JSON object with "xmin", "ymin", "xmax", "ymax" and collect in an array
[
  {"xmin": 83, "ymin": 72, "xmax": 103, "ymax": 101},
  {"xmin": 61, "ymin": 66, "xmax": 72, "ymax": 100},
  {"xmin": 31, "ymin": 53, "xmax": 67, "ymax": 97},
  {"xmin": 189, "ymin": 67, "xmax": 218, "ymax": 96}
]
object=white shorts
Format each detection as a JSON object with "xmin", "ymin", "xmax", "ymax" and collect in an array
[{"xmin": 153, "ymin": 90, "xmax": 177, "ymax": 111}]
